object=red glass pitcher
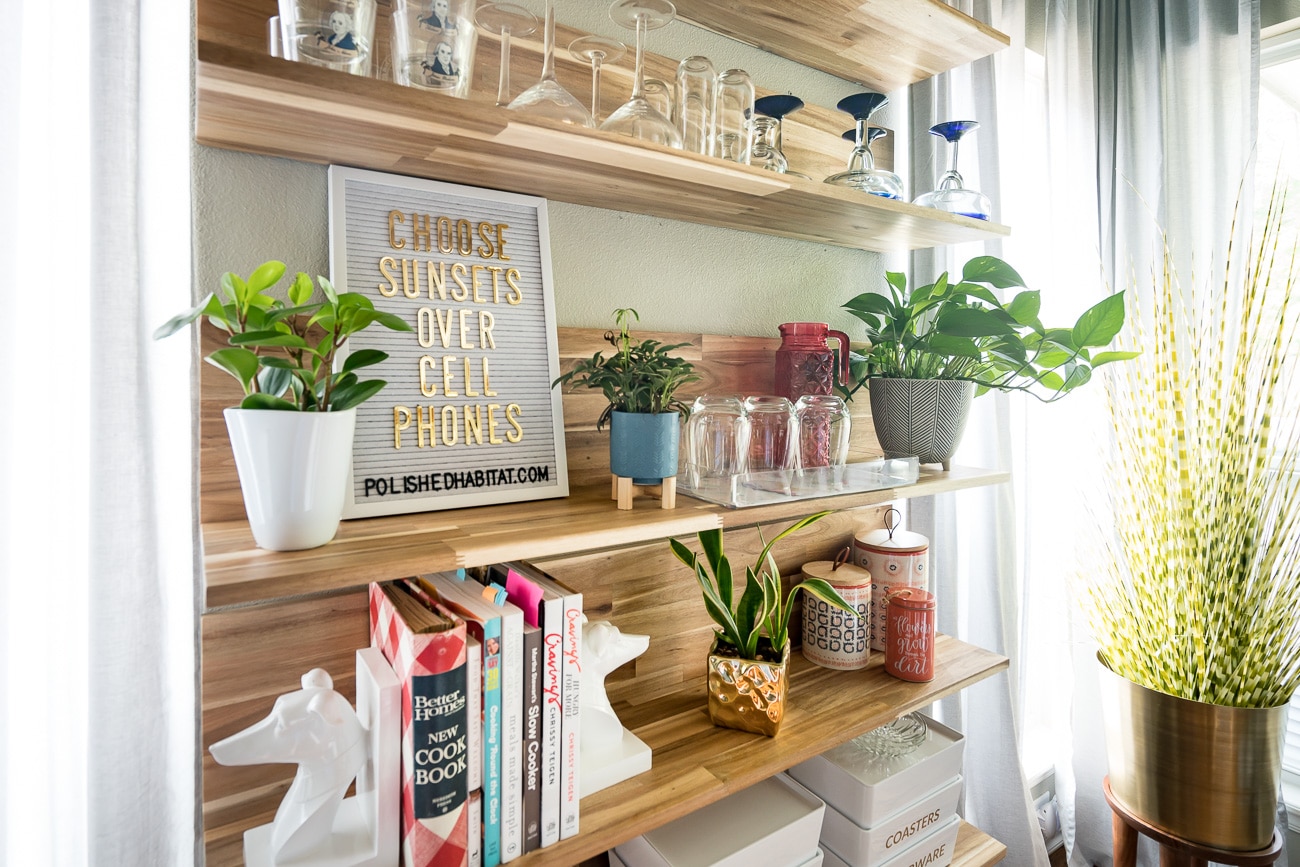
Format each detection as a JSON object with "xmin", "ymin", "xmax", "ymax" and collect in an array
[{"xmin": 774, "ymin": 322, "xmax": 851, "ymax": 400}]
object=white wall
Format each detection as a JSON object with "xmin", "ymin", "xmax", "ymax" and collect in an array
[{"xmin": 191, "ymin": 0, "xmax": 898, "ymax": 339}]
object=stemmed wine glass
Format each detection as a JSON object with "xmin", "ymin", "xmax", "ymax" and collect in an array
[
  {"xmin": 474, "ymin": 2, "xmax": 537, "ymax": 106},
  {"xmin": 599, "ymin": 0, "xmax": 682, "ymax": 147},
  {"xmin": 745, "ymin": 94, "xmax": 806, "ymax": 177},
  {"xmin": 825, "ymin": 92, "xmax": 902, "ymax": 199},
  {"xmin": 913, "ymin": 120, "xmax": 992, "ymax": 219},
  {"xmin": 507, "ymin": 0, "xmax": 594, "ymax": 126},
  {"xmin": 567, "ymin": 35, "xmax": 626, "ymax": 123}
]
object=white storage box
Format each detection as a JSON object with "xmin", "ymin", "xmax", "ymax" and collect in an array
[
  {"xmin": 819, "ymin": 776, "xmax": 962, "ymax": 867},
  {"xmin": 820, "ymin": 815, "xmax": 960, "ymax": 867},
  {"xmin": 787, "ymin": 715, "xmax": 964, "ymax": 828},
  {"xmin": 611, "ymin": 773, "xmax": 825, "ymax": 867},
  {"xmin": 614, "ymin": 847, "xmax": 824, "ymax": 867}
]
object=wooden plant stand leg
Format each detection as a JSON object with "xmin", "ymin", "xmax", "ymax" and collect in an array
[{"xmin": 611, "ymin": 474, "xmax": 677, "ymax": 510}]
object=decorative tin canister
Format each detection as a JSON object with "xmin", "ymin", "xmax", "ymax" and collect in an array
[
  {"xmin": 800, "ymin": 557, "xmax": 873, "ymax": 670},
  {"xmin": 853, "ymin": 509, "xmax": 929, "ymax": 651},
  {"xmin": 884, "ymin": 587, "xmax": 936, "ymax": 682}
]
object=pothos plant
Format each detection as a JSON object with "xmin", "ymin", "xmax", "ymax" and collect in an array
[
  {"xmin": 670, "ymin": 511, "xmax": 857, "ymax": 661},
  {"xmin": 838, "ymin": 256, "xmax": 1136, "ymax": 402},
  {"xmin": 551, "ymin": 308, "xmax": 700, "ymax": 429},
  {"xmin": 154, "ymin": 260, "xmax": 411, "ymax": 411}
]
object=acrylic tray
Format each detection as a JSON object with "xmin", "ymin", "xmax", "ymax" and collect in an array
[{"xmin": 678, "ymin": 458, "xmax": 920, "ymax": 509}]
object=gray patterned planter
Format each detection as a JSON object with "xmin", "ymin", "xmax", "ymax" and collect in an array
[{"xmin": 867, "ymin": 378, "xmax": 975, "ymax": 470}]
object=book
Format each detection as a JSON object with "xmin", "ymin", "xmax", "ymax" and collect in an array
[
  {"xmin": 467, "ymin": 633, "xmax": 482, "ymax": 794},
  {"xmin": 519, "ymin": 623, "xmax": 543, "ymax": 852},
  {"xmin": 369, "ymin": 581, "xmax": 471, "ymax": 867},
  {"xmin": 507, "ymin": 561, "xmax": 583, "ymax": 841},
  {"xmin": 420, "ymin": 572, "xmax": 524, "ymax": 867}
]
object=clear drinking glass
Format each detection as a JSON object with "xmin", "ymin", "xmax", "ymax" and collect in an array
[
  {"xmin": 824, "ymin": 92, "xmax": 902, "ymax": 198},
  {"xmin": 391, "ymin": 0, "xmax": 477, "ymax": 97},
  {"xmin": 743, "ymin": 395, "xmax": 799, "ymax": 474},
  {"xmin": 713, "ymin": 69, "xmax": 754, "ymax": 162},
  {"xmin": 568, "ymin": 35, "xmax": 626, "ymax": 122},
  {"xmin": 685, "ymin": 395, "xmax": 750, "ymax": 495},
  {"xmin": 675, "ymin": 56, "xmax": 716, "ymax": 156},
  {"xmin": 746, "ymin": 94, "xmax": 804, "ymax": 176},
  {"xmin": 508, "ymin": 0, "xmax": 595, "ymax": 127},
  {"xmin": 913, "ymin": 120, "xmax": 993, "ymax": 219},
  {"xmin": 278, "ymin": 0, "xmax": 377, "ymax": 75},
  {"xmin": 599, "ymin": 0, "xmax": 683, "ymax": 147},
  {"xmin": 474, "ymin": 2, "xmax": 537, "ymax": 106},
  {"xmin": 794, "ymin": 394, "xmax": 851, "ymax": 470}
]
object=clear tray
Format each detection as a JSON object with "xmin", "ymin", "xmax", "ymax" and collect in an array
[{"xmin": 678, "ymin": 458, "xmax": 920, "ymax": 509}]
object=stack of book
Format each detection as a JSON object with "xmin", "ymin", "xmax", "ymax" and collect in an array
[{"xmin": 369, "ymin": 561, "xmax": 584, "ymax": 867}]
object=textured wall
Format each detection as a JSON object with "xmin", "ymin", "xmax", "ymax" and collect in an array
[{"xmin": 191, "ymin": 0, "xmax": 898, "ymax": 338}]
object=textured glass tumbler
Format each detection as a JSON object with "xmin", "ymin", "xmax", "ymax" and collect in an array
[
  {"xmin": 713, "ymin": 69, "xmax": 754, "ymax": 162},
  {"xmin": 685, "ymin": 395, "xmax": 750, "ymax": 493},
  {"xmin": 675, "ymin": 56, "xmax": 716, "ymax": 156},
  {"xmin": 743, "ymin": 395, "xmax": 799, "ymax": 473},
  {"xmin": 795, "ymin": 394, "xmax": 851, "ymax": 469},
  {"xmin": 278, "ymin": 0, "xmax": 377, "ymax": 75}
]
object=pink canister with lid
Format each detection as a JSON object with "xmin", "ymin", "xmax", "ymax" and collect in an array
[{"xmin": 853, "ymin": 508, "xmax": 930, "ymax": 652}]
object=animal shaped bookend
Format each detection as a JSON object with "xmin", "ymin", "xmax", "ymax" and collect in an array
[
  {"xmin": 209, "ymin": 648, "xmax": 400, "ymax": 867},
  {"xmin": 578, "ymin": 616, "xmax": 653, "ymax": 797}
]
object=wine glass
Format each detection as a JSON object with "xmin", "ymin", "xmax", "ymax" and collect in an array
[
  {"xmin": 599, "ymin": 0, "xmax": 683, "ymax": 147},
  {"xmin": 745, "ymin": 94, "xmax": 806, "ymax": 178},
  {"xmin": 507, "ymin": 0, "xmax": 594, "ymax": 127},
  {"xmin": 825, "ymin": 92, "xmax": 902, "ymax": 199},
  {"xmin": 567, "ymin": 35, "xmax": 626, "ymax": 123},
  {"xmin": 913, "ymin": 120, "xmax": 992, "ymax": 220},
  {"xmin": 474, "ymin": 2, "xmax": 537, "ymax": 107}
]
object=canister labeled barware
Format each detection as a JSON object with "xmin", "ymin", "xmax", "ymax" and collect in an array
[
  {"xmin": 885, "ymin": 587, "xmax": 936, "ymax": 682},
  {"xmin": 800, "ymin": 557, "xmax": 872, "ymax": 670},
  {"xmin": 853, "ymin": 508, "xmax": 929, "ymax": 651}
]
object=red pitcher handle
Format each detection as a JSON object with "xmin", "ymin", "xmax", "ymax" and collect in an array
[{"xmin": 829, "ymin": 329, "xmax": 851, "ymax": 386}]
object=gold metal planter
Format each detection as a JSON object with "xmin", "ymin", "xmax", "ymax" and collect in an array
[
  {"xmin": 1098, "ymin": 656, "xmax": 1287, "ymax": 851},
  {"xmin": 707, "ymin": 638, "xmax": 789, "ymax": 737}
]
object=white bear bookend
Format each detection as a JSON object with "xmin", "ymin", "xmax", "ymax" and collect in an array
[
  {"xmin": 579, "ymin": 616, "xmax": 653, "ymax": 797},
  {"xmin": 209, "ymin": 648, "xmax": 400, "ymax": 867}
]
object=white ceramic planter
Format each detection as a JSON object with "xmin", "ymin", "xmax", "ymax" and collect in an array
[{"xmin": 224, "ymin": 407, "xmax": 356, "ymax": 551}]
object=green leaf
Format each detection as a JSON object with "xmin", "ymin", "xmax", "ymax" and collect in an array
[
  {"xmin": 1007, "ymin": 290, "xmax": 1042, "ymax": 326},
  {"xmin": 950, "ymin": 282, "xmax": 1001, "ymax": 306},
  {"xmin": 205, "ymin": 348, "xmax": 261, "ymax": 391},
  {"xmin": 935, "ymin": 307, "xmax": 1017, "ymax": 338},
  {"xmin": 843, "ymin": 292, "xmax": 895, "ymax": 317},
  {"xmin": 699, "ymin": 529, "xmax": 724, "ymax": 579},
  {"xmin": 962, "ymin": 256, "xmax": 1026, "ymax": 288},
  {"xmin": 221, "ymin": 271, "xmax": 246, "ymax": 305},
  {"xmin": 885, "ymin": 270, "xmax": 908, "ymax": 297},
  {"xmin": 153, "ymin": 293, "xmax": 220, "ymax": 340},
  {"xmin": 239, "ymin": 392, "xmax": 299, "ymax": 411},
  {"xmin": 371, "ymin": 310, "xmax": 413, "ymax": 332},
  {"xmin": 927, "ymin": 334, "xmax": 982, "ymax": 359},
  {"xmin": 1037, "ymin": 370, "xmax": 1065, "ymax": 390},
  {"xmin": 1091, "ymin": 350, "xmax": 1142, "ymax": 366},
  {"xmin": 797, "ymin": 579, "xmax": 858, "ymax": 615},
  {"xmin": 229, "ymin": 330, "xmax": 312, "ymax": 349},
  {"xmin": 256, "ymin": 366, "xmax": 294, "ymax": 400},
  {"xmin": 319, "ymin": 275, "xmax": 340, "ymax": 306},
  {"xmin": 669, "ymin": 538, "xmax": 697, "ymax": 570},
  {"xmin": 736, "ymin": 577, "xmax": 765, "ymax": 650},
  {"xmin": 246, "ymin": 260, "xmax": 286, "ymax": 294},
  {"xmin": 342, "ymin": 349, "xmax": 389, "ymax": 373},
  {"xmin": 1072, "ymin": 292, "xmax": 1127, "ymax": 348},
  {"xmin": 329, "ymin": 379, "xmax": 387, "ymax": 411},
  {"xmin": 288, "ymin": 271, "xmax": 314, "ymax": 306}
]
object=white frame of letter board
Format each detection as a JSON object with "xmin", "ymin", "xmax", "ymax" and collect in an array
[{"xmin": 328, "ymin": 165, "xmax": 569, "ymax": 518}]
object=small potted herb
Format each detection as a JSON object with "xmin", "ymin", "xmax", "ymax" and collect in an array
[
  {"xmin": 155, "ymin": 260, "xmax": 411, "ymax": 550},
  {"xmin": 552, "ymin": 308, "xmax": 700, "ymax": 499},
  {"xmin": 670, "ymin": 511, "xmax": 857, "ymax": 736},
  {"xmin": 839, "ymin": 256, "xmax": 1133, "ymax": 469}
]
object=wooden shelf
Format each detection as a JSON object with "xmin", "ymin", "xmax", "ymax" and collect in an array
[
  {"xmin": 955, "ymin": 820, "xmax": 1009, "ymax": 867},
  {"xmin": 503, "ymin": 636, "xmax": 1009, "ymax": 865},
  {"xmin": 673, "ymin": 0, "xmax": 1011, "ymax": 91},
  {"xmin": 201, "ymin": 464, "xmax": 1008, "ymax": 609}
]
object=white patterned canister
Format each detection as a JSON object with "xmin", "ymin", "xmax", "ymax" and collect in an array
[
  {"xmin": 801, "ymin": 559, "xmax": 873, "ymax": 670},
  {"xmin": 853, "ymin": 510, "xmax": 930, "ymax": 652}
]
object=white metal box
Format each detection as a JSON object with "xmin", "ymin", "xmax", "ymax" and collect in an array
[
  {"xmin": 610, "ymin": 773, "xmax": 825, "ymax": 867},
  {"xmin": 819, "ymin": 815, "xmax": 960, "ymax": 867},
  {"xmin": 818, "ymin": 776, "xmax": 962, "ymax": 867},
  {"xmin": 787, "ymin": 715, "xmax": 964, "ymax": 828}
]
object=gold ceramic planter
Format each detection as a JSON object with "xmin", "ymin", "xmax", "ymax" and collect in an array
[
  {"xmin": 1098, "ymin": 655, "xmax": 1287, "ymax": 851},
  {"xmin": 707, "ymin": 637, "xmax": 789, "ymax": 737}
]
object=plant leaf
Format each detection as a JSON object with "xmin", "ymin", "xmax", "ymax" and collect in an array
[
  {"xmin": 962, "ymin": 256, "xmax": 1026, "ymax": 288},
  {"xmin": 935, "ymin": 307, "xmax": 1017, "ymax": 338},
  {"xmin": 341, "ymin": 348, "xmax": 389, "ymax": 373},
  {"xmin": 205, "ymin": 348, "xmax": 260, "ymax": 391},
  {"xmin": 1007, "ymin": 290, "xmax": 1042, "ymax": 326},
  {"xmin": 330, "ymin": 379, "xmax": 387, "ymax": 411},
  {"xmin": 1091, "ymin": 350, "xmax": 1142, "ymax": 366},
  {"xmin": 246, "ymin": 260, "xmax": 286, "ymax": 294},
  {"xmin": 229, "ymin": 330, "xmax": 312, "ymax": 349},
  {"xmin": 239, "ymin": 392, "xmax": 299, "ymax": 411},
  {"xmin": 1072, "ymin": 292, "xmax": 1127, "ymax": 348},
  {"xmin": 154, "ymin": 293, "xmax": 221, "ymax": 339}
]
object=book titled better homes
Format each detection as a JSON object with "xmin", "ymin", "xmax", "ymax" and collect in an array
[{"xmin": 370, "ymin": 564, "xmax": 583, "ymax": 867}]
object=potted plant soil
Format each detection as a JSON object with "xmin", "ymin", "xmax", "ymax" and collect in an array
[
  {"xmin": 155, "ymin": 260, "xmax": 411, "ymax": 551},
  {"xmin": 552, "ymin": 308, "xmax": 699, "ymax": 506},
  {"xmin": 839, "ymin": 256, "xmax": 1134, "ymax": 469},
  {"xmin": 670, "ymin": 511, "xmax": 858, "ymax": 736}
]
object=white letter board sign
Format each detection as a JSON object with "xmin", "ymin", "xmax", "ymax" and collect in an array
[{"xmin": 329, "ymin": 166, "xmax": 569, "ymax": 518}]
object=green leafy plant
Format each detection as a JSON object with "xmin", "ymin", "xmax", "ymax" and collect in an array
[
  {"xmin": 839, "ymin": 255, "xmax": 1136, "ymax": 402},
  {"xmin": 1079, "ymin": 187, "xmax": 1300, "ymax": 708},
  {"xmin": 154, "ymin": 260, "xmax": 411, "ymax": 411},
  {"xmin": 552, "ymin": 308, "xmax": 700, "ymax": 429},
  {"xmin": 670, "ymin": 511, "xmax": 857, "ymax": 660}
]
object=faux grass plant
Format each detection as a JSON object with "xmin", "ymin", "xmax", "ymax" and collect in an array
[{"xmin": 1082, "ymin": 187, "xmax": 1300, "ymax": 708}]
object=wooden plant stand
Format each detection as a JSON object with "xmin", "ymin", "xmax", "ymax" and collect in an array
[{"xmin": 612, "ymin": 474, "xmax": 677, "ymax": 510}]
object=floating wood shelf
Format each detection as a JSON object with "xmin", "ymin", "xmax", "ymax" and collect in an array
[{"xmin": 201, "ymin": 464, "xmax": 1009, "ymax": 610}]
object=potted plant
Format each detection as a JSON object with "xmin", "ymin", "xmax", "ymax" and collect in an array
[
  {"xmin": 1078, "ymin": 193, "xmax": 1300, "ymax": 851},
  {"xmin": 155, "ymin": 260, "xmax": 411, "ymax": 551},
  {"xmin": 670, "ymin": 511, "xmax": 858, "ymax": 736},
  {"xmin": 839, "ymin": 256, "xmax": 1134, "ymax": 469},
  {"xmin": 552, "ymin": 308, "xmax": 699, "ymax": 503}
]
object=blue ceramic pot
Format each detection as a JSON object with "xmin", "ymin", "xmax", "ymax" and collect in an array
[{"xmin": 609, "ymin": 411, "xmax": 680, "ymax": 484}]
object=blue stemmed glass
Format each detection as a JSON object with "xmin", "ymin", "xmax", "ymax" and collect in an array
[
  {"xmin": 913, "ymin": 120, "xmax": 992, "ymax": 220},
  {"xmin": 746, "ymin": 94, "xmax": 807, "ymax": 178},
  {"xmin": 825, "ymin": 92, "xmax": 902, "ymax": 199}
]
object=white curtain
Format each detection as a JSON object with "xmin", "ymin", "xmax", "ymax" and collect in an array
[{"xmin": 0, "ymin": 1, "xmax": 197, "ymax": 865}]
